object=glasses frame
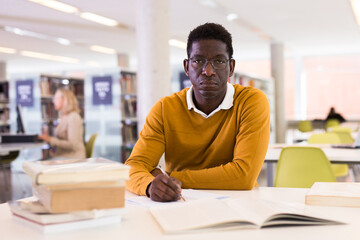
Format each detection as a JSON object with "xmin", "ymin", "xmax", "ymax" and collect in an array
[{"xmin": 188, "ymin": 57, "xmax": 231, "ymax": 70}]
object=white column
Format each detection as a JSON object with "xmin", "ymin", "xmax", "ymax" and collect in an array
[
  {"xmin": 136, "ymin": 0, "xmax": 171, "ymax": 132},
  {"xmin": 271, "ymin": 43, "xmax": 286, "ymax": 143},
  {"xmin": 0, "ymin": 62, "xmax": 6, "ymax": 81},
  {"xmin": 294, "ymin": 56, "xmax": 307, "ymax": 119}
]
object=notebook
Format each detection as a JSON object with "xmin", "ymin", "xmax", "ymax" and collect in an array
[{"xmin": 332, "ymin": 129, "xmax": 360, "ymax": 149}]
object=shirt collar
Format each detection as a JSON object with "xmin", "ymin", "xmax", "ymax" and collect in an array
[{"xmin": 186, "ymin": 82, "xmax": 234, "ymax": 118}]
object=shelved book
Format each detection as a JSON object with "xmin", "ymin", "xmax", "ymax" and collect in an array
[
  {"xmin": 23, "ymin": 157, "xmax": 129, "ymax": 185},
  {"xmin": 9, "ymin": 198, "xmax": 124, "ymax": 233},
  {"xmin": 150, "ymin": 198, "xmax": 343, "ymax": 233},
  {"xmin": 306, "ymin": 182, "xmax": 360, "ymax": 207}
]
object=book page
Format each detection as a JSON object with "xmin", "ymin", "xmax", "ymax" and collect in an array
[
  {"xmin": 126, "ymin": 189, "xmax": 229, "ymax": 208},
  {"xmin": 150, "ymin": 198, "xmax": 254, "ymax": 233}
]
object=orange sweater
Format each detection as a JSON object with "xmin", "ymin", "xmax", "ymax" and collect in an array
[{"xmin": 125, "ymin": 85, "xmax": 270, "ymax": 195}]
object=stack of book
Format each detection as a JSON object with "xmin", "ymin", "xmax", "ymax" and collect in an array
[{"xmin": 8, "ymin": 157, "xmax": 130, "ymax": 233}]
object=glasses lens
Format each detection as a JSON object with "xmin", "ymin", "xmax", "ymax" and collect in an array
[{"xmin": 190, "ymin": 58, "xmax": 228, "ymax": 70}]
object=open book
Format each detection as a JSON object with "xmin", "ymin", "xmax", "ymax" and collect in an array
[{"xmin": 150, "ymin": 198, "xmax": 343, "ymax": 233}]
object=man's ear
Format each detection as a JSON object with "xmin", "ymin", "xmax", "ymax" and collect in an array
[
  {"xmin": 229, "ymin": 59, "xmax": 235, "ymax": 77},
  {"xmin": 183, "ymin": 59, "xmax": 189, "ymax": 77}
]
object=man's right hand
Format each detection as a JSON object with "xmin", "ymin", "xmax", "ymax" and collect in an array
[{"xmin": 147, "ymin": 174, "xmax": 182, "ymax": 202}]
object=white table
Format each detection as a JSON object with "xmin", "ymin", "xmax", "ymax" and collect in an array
[
  {"xmin": 265, "ymin": 144, "xmax": 360, "ymax": 186},
  {"xmin": 2, "ymin": 187, "xmax": 360, "ymax": 240},
  {"xmin": 0, "ymin": 142, "xmax": 45, "ymax": 156}
]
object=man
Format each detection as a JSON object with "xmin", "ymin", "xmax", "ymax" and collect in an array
[{"xmin": 125, "ymin": 23, "xmax": 270, "ymax": 202}]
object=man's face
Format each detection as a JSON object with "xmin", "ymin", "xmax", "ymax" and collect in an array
[{"xmin": 183, "ymin": 39, "xmax": 235, "ymax": 103}]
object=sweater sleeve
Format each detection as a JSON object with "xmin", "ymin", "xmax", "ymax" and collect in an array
[
  {"xmin": 125, "ymin": 101, "xmax": 165, "ymax": 195},
  {"xmin": 171, "ymin": 91, "xmax": 270, "ymax": 190},
  {"xmin": 49, "ymin": 113, "xmax": 84, "ymax": 151}
]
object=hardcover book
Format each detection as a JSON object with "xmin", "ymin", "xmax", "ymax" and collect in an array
[{"xmin": 22, "ymin": 157, "xmax": 129, "ymax": 185}]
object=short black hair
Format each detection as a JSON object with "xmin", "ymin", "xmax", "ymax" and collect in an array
[{"xmin": 186, "ymin": 23, "xmax": 233, "ymax": 59}]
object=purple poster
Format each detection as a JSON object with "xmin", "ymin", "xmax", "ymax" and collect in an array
[
  {"xmin": 92, "ymin": 75, "xmax": 113, "ymax": 105},
  {"xmin": 16, "ymin": 79, "xmax": 34, "ymax": 107}
]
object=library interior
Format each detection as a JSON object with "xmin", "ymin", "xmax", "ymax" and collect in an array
[{"xmin": 1, "ymin": 0, "xmax": 360, "ymax": 239}]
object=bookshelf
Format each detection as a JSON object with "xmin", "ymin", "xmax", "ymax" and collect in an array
[
  {"xmin": 120, "ymin": 71, "xmax": 137, "ymax": 163},
  {"xmin": 39, "ymin": 75, "xmax": 84, "ymax": 158},
  {"xmin": 0, "ymin": 81, "xmax": 10, "ymax": 133},
  {"xmin": 230, "ymin": 72, "xmax": 275, "ymax": 143}
]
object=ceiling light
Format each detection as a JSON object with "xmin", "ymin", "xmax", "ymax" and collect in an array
[
  {"xmin": 80, "ymin": 12, "xmax": 118, "ymax": 26},
  {"xmin": 86, "ymin": 61, "xmax": 101, "ymax": 67},
  {"xmin": 20, "ymin": 50, "xmax": 79, "ymax": 63},
  {"xmin": 28, "ymin": 0, "xmax": 78, "ymax": 14},
  {"xmin": 90, "ymin": 45, "xmax": 116, "ymax": 54},
  {"xmin": 169, "ymin": 39, "xmax": 187, "ymax": 49},
  {"xmin": 227, "ymin": 13, "xmax": 238, "ymax": 22},
  {"xmin": 62, "ymin": 79, "xmax": 70, "ymax": 84},
  {"xmin": 0, "ymin": 47, "xmax": 16, "ymax": 54},
  {"xmin": 350, "ymin": 0, "xmax": 360, "ymax": 26},
  {"xmin": 56, "ymin": 38, "xmax": 71, "ymax": 45},
  {"xmin": 199, "ymin": 0, "xmax": 217, "ymax": 8},
  {"xmin": 5, "ymin": 26, "xmax": 72, "ymax": 46}
]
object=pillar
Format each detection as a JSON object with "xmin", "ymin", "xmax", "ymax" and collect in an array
[
  {"xmin": 136, "ymin": 0, "xmax": 171, "ymax": 132},
  {"xmin": 271, "ymin": 43, "xmax": 286, "ymax": 143}
]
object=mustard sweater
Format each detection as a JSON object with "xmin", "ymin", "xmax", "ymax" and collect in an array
[{"xmin": 125, "ymin": 84, "xmax": 270, "ymax": 195}]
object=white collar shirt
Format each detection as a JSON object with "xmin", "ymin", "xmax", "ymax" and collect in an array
[{"xmin": 186, "ymin": 82, "xmax": 234, "ymax": 118}]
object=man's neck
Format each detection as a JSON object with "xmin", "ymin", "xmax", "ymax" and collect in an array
[{"xmin": 192, "ymin": 92, "xmax": 226, "ymax": 115}]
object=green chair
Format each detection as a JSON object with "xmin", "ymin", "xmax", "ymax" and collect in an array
[
  {"xmin": 331, "ymin": 131, "xmax": 354, "ymax": 144},
  {"xmin": 85, "ymin": 134, "xmax": 98, "ymax": 158},
  {"xmin": 297, "ymin": 120, "xmax": 313, "ymax": 133},
  {"xmin": 308, "ymin": 132, "xmax": 349, "ymax": 177},
  {"xmin": 330, "ymin": 126, "xmax": 352, "ymax": 133},
  {"xmin": 325, "ymin": 119, "xmax": 340, "ymax": 131},
  {"xmin": 274, "ymin": 147, "xmax": 336, "ymax": 188}
]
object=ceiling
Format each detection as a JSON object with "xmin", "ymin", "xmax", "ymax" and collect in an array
[{"xmin": 1, "ymin": 0, "xmax": 360, "ymax": 74}]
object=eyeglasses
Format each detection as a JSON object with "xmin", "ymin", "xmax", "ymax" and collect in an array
[{"xmin": 188, "ymin": 57, "xmax": 230, "ymax": 70}]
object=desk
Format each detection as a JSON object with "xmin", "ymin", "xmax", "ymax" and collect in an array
[
  {"xmin": 265, "ymin": 144, "xmax": 360, "ymax": 186},
  {"xmin": 0, "ymin": 142, "xmax": 45, "ymax": 156},
  {"xmin": 1, "ymin": 187, "xmax": 360, "ymax": 240}
]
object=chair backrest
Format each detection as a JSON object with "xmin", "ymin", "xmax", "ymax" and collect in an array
[
  {"xmin": 297, "ymin": 120, "xmax": 313, "ymax": 133},
  {"xmin": 330, "ymin": 131, "xmax": 354, "ymax": 144},
  {"xmin": 330, "ymin": 126, "xmax": 352, "ymax": 133},
  {"xmin": 325, "ymin": 119, "xmax": 340, "ymax": 130},
  {"xmin": 308, "ymin": 132, "xmax": 342, "ymax": 144},
  {"xmin": 274, "ymin": 147, "xmax": 336, "ymax": 188},
  {"xmin": 86, "ymin": 134, "xmax": 98, "ymax": 158}
]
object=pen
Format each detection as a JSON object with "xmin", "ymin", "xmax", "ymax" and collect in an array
[{"xmin": 159, "ymin": 167, "xmax": 186, "ymax": 201}]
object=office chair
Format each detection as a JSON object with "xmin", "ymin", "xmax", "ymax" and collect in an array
[
  {"xmin": 85, "ymin": 134, "xmax": 98, "ymax": 158},
  {"xmin": 297, "ymin": 120, "xmax": 313, "ymax": 133},
  {"xmin": 325, "ymin": 119, "xmax": 340, "ymax": 131},
  {"xmin": 274, "ymin": 147, "xmax": 336, "ymax": 188},
  {"xmin": 308, "ymin": 132, "xmax": 349, "ymax": 177}
]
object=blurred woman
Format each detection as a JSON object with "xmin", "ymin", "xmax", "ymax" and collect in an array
[{"xmin": 38, "ymin": 88, "xmax": 86, "ymax": 159}]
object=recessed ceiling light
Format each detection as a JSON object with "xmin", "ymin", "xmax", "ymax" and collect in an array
[
  {"xmin": 0, "ymin": 47, "xmax": 16, "ymax": 54},
  {"xmin": 350, "ymin": 0, "xmax": 360, "ymax": 26},
  {"xmin": 4, "ymin": 26, "xmax": 72, "ymax": 46},
  {"xmin": 80, "ymin": 12, "xmax": 118, "ymax": 26},
  {"xmin": 90, "ymin": 45, "xmax": 116, "ymax": 54},
  {"xmin": 20, "ymin": 50, "xmax": 79, "ymax": 63},
  {"xmin": 227, "ymin": 13, "xmax": 238, "ymax": 22},
  {"xmin": 199, "ymin": 0, "xmax": 217, "ymax": 8},
  {"xmin": 28, "ymin": 0, "xmax": 78, "ymax": 14}
]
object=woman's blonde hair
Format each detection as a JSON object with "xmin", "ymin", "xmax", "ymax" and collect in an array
[{"xmin": 56, "ymin": 88, "xmax": 80, "ymax": 114}]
